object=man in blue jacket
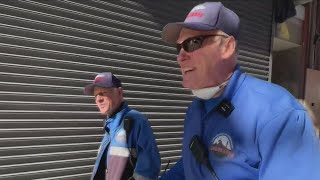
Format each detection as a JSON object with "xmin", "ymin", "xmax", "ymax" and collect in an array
[
  {"xmin": 159, "ymin": 2, "xmax": 320, "ymax": 180},
  {"xmin": 84, "ymin": 72, "xmax": 160, "ymax": 180}
]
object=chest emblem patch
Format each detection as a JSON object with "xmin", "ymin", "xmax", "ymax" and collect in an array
[
  {"xmin": 210, "ymin": 133, "xmax": 235, "ymax": 158},
  {"xmin": 115, "ymin": 129, "xmax": 127, "ymax": 143}
]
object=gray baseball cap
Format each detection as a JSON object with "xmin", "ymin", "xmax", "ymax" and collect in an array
[{"xmin": 161, "ymin": 2, "xmax": 240, "ymax": 44}]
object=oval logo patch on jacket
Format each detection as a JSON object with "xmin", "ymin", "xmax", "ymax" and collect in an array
[
  {"xmin": 209, "ymin": 133, "xmax": 235, "ymax": 158},
  {"xmin": 115, "ymin": 129, "xmax": 127, "ymax": 144}
]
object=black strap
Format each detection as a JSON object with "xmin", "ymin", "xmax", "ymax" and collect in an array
[
  {"xmin": 93, "ymin": 147, "xmax": 107, "ymax": 180},
  {"xmin": 124, "ymin": 117, "xmax": 133, "ymax": 136},
  {"xmin": 189, "ymin": 135, "xmax": 219, "ymax": 180},
  {"xmin": 121, "ymin": 116, "xmax": 137, "ymax": 180}
]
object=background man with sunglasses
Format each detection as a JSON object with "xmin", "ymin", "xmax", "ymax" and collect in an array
[
  {"xmin": 84, "ymin": 72, "xmax": 160, "ymax": 180},
  {"xmin": 159, "ymin": 2, "xmax": 320, "ymax": 180}
]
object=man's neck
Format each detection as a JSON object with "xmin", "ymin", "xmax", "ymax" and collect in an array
[{"xmin": 108, "ymin": 101, "xmax": 125, "ymax": 118}]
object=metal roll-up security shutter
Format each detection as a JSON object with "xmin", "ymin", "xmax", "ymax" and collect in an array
[
  {"xmin": 223, "ymin": 1, "xmax": 273, "ymax": 81},
  {"xmin": 0, "ymin": 0, "xmax": 189, "ymax": 179},
  {"xmin": 0, "ymin": 1, "xmax": 272, "ymax": 180}
]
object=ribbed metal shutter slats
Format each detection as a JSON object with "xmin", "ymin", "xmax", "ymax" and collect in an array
[{"xmin": 0, "ymin": 0, "xmax": 272, "ymax": 179}]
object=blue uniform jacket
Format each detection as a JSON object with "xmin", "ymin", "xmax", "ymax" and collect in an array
[
  {"xmin": 91, "ymin": 102, "xmax": 161, "ymax": 180},
  {"xmin": 160, "ymin": 68, "xmax": 320, "ymax": 180}
]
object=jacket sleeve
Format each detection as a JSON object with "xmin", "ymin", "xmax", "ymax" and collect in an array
[
  {"xmin": 159, "ymin": 158, "xmax": 185, "ymax": 180},
  {"xmin": 133, "ymin": 116, "xmax": 161, "ymax": 179},
  {"xmin": 258, "ymin": 109, "xmax": 320, "ymax": 180}
]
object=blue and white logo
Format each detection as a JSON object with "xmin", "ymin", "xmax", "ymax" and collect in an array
[{"xmin": 210, "ymin": 133, "xmax": 235, "ymax": 158}]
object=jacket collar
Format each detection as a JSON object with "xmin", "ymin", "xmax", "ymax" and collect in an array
[
  {"xmin": 191, "ymin": 65, "xmax": 246, "ymax": 116},
  {"xmin": 105, "ymin": 102, "xmax": 130, "ymax": 133}
]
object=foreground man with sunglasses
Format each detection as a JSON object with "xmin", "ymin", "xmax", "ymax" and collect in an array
[
  {"xmin": 84, "ymin": 72, "xmax": 160, "ymax": 180},
  {"xmin": 159, "ymin": 2, "xmax": 320, "ymax": 180}
]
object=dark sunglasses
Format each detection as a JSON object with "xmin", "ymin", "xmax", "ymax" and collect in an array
[{"xmin": 176, "ymin": 34, "xmax": 229, "ymax": 53}]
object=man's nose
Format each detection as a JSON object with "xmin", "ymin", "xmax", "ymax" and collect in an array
[
  {"xmin": 96, "ymin": 96, "xmax": 104, "ymax": 103},
  {"xmin": 177, "ymin": 49, "xmax": 188, "ymax": 63}
]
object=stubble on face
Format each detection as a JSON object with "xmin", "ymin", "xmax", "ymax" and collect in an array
[
  {"xmin": 94, "ymin": 87, "xmax": 116, "ymax": 117},
  {"xmin": 100, "ymin": 101, "xmax": 113, "ymax": 117},
  {"xmin": 177, "ymin": 29, "xmax": 224, "ymax": 89}
]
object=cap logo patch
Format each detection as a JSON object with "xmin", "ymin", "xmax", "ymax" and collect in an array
[
  {"xmin": 187, "ymin": 12, "xmax": 204, "ymax": 18},
  {"xmin": 94, "ymin": 75, "xmax": 106, "ymax": 83}
]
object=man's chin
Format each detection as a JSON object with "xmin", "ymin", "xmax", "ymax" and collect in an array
[
  {"xmin": 182, "ymin": 81, "xmax": 190, "ymax": 88},
  {"xmin": 99, "ymin": 112, "xmax": 108, "ymax": 118},
  {"xmin": 99, "ymin": 109, "xmax": 113, "ymax": 117},
  {"xmin": 183, "ymin": 81, "xmax": 197, "ymax": 90},
  {"xmin": 99, "ymin": 110, "xmax": 109, "ymax": 116},
  {"xmin": 183, "ymin": 79, "xmax": 208, "ymax": 90}
]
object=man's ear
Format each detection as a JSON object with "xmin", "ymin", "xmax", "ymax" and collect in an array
[
  {"xmin": 118, "ymin": 87, "xmax": 123, "ymax": 97},
  {"xmin": 221, "ymin": 36, "xmax": 236, "ymax": 60}
]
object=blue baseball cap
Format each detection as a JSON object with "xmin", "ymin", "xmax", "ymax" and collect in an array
[
  {"xmin": 161, "ymin": 2, "xmax": 240, "ymax": 44},
  {"xmin": 84, "ymin": 72, "xmax": 122, "ymax": 95}
]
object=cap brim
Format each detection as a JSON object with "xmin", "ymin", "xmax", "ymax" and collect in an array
[
  {"xmin": 161, "ymin": 22, "xmax": 217, "ymax": 44},
  {"xmin": 84, "ymin": 83, "xmax": 113, "ymax": 95},
  {"xmin": 84, "ymin": 84, "xmax": 95, "ymax": 95}
]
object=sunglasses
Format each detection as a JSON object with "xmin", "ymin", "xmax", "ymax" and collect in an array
[{"xmin": 176, "ymin": 34, "xmax": 229, "ymax": 53}]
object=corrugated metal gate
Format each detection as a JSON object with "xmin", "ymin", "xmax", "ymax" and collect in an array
[{"xmin": 0, "ymin": 1, "xmax": 272, "ymax": 179}]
